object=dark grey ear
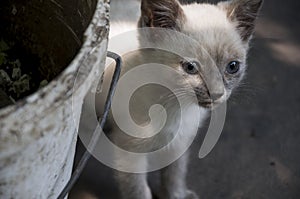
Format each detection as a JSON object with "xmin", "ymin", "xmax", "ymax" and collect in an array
[
  {"xmin": 219, "ymin": 0, "xmax": 263, "ymax": 42},
  {"xmin": 138, "ymin": 0, "xmax": 185, "ymax": 30}
]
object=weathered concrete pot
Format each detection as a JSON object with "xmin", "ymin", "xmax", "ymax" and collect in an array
[{"xmin": 0, "ymin": 0, "xmax": 109, "ymax": 198}]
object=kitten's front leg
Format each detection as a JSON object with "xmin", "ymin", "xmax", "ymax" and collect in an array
[
  {"xmin": 159, "ymin": 150, "xmax": 199, "ymax": 199},
  {"xmin": 115, "ymin": 171, "xmax": 152, "ymax": 199},
  {"xmin": 112, "ymin": 132, "xmax": 152, "ymax": 199}
]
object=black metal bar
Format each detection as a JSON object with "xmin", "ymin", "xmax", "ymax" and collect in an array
[{"xmin": 57, "ymin": 51, "xmax": 122, "ymax": 199}]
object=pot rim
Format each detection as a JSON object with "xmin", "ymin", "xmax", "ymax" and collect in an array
[{"xmin": 0, "ymin": 0, "xmax": 108, "ymax": 118}]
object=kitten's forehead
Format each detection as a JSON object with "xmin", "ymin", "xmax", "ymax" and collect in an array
[
  {"xmin": 182, "ymin": 4, "xmax": 230, "ymax": 30},
  {"xmin": 181, "ymin": 4, "xmax": 246, "ymax": 61}
]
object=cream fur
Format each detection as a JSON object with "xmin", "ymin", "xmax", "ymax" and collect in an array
[{"xmin": 88, "ymin": 0, "xmax": 262, "ymax": 199}]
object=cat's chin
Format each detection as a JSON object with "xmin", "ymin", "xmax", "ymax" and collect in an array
[
  {"xmin": 198, "ymin": 101, "xmax": 223, "ymax": 110},
  {"xmin": 198, "ymin": 101, "xmax": 213, "ymax": 109},
  {"xmin": 198, "ymin": 93, "xmax": 227, "ymax": 109}
]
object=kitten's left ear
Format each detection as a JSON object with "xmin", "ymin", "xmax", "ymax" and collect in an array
[
  {"xmin": 138, "ymin": 0, "xmax": 185, "ymax": 30},
  {"xmin": 219, "ymin": 0, "xmax": 263, "ymax": 42}
]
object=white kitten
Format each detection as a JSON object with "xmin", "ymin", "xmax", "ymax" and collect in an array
[{"xmin": 85, "ymin": 0, "xmax": 263, "ymax": 198}]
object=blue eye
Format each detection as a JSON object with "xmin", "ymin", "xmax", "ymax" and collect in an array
[
  {"xmin": 226, "ymin": 61, "xmax": 240, "ymax": 74},
  {"xmin": 182, "ymin": 61, "xmax": 199, "ymax": 75}
]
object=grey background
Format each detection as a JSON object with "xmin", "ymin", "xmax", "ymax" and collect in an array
[{"xmin": 70, "ymin": 0, "xmax": 300, "ymax": 198}]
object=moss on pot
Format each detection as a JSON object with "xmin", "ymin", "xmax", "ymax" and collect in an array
[
  {"xmin": 0, "ymin": 38, "xmax": 48, "ymax": 108},
  {"xmin": 0, "ymin": 0, "xmax": 98, "ymax": 110}
]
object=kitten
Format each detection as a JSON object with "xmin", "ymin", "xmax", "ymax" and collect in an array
[{"xmin": 92, "ymin": 0, "xmax": 263, "ymax": 199}]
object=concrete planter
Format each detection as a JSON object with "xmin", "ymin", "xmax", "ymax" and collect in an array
[{"xmin": 0, "ymin": 0, "xmax": 109, "ymax": 198}]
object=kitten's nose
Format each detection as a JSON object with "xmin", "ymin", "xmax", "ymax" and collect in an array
[{"xmin": 210, "ymin": 92, "xmax": 224, "ymax": 101}]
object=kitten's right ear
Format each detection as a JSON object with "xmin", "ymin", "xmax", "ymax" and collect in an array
[
  {"xmin": 219, "ymin": 0, "xmax": 263, "ymax": 42},
  {"xmin": 138, "ymin": 0, "xmax": 185, "ymax": 30}
]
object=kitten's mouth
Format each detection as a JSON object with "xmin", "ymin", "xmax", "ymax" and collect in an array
[
  {"xmin": 198, "ymin": 98, "xmax": 224, "ymax": 109},
  {"xmin": 198, "ymin": 100, "xmax": 214, "ymax": 109},
  {"xmin": 194, "ymin": 89, "xmax": 227, "ymax": 109}
]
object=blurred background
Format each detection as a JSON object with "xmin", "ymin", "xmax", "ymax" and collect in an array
[{"xmin": 70, "ymin": 0, "xmax": 300, "ymax": 198}]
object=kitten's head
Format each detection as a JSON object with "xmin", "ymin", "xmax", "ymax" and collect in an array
[{"xmin": 138, "ymin": 0, "xmax": 263, "ymax": 108}]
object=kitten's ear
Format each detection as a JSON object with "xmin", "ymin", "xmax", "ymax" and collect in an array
[
  {"xmin": 138, "ymin": 0, "xmax": 185, "ymax": 30},
  {"xmin": 219, "ymin": 0, "xmax": 263, "ymax": 42}
]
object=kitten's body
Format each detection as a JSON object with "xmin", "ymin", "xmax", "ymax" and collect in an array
[{"xmin": 89, "ymin": 0, "xmax": 262, "ymax": 198}]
